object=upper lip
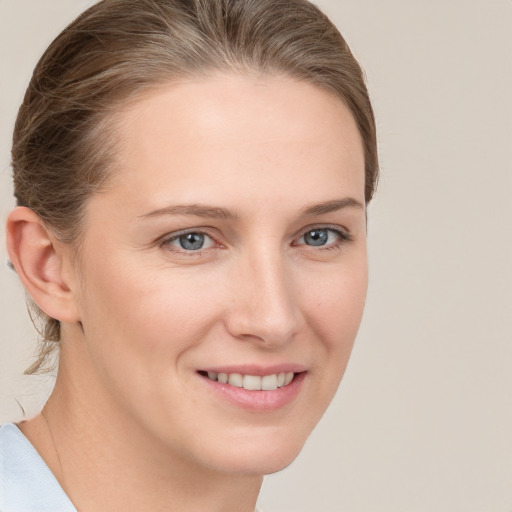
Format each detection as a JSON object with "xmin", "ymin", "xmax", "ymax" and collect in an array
[{"xmin": 198, "ymin": 364, "xmax": 307, "ymax": 376}]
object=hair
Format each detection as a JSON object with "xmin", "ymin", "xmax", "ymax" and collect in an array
[{"xmin": 11, "ymin": 0, "xmax": 379, "ymax": 374}]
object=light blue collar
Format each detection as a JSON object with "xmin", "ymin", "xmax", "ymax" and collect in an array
[{"xmin": 0, "ymin": 423, "xmax": 76, "ymax": 512}]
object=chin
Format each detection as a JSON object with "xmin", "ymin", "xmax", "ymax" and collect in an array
[
  {"xmin": 215, "ymin": 447, "xmax": 304, "ymax": 476},
  {"xmin": 196, "ymin": 424, "xmax": 312, "ymax": 476}
]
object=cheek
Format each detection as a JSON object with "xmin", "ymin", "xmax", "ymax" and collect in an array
[
  {"xmin": 302, "ymin": 255, "xmax": 368, "ymax": 345},
  {"xmin": 302, "ymin": 258, "xmax": 368, "ymax": 418},
  {"xmin": 77, "ymin": 251, "xmax": 223, "ymax": 372},
  {"xmin": 94, "ymin": 275, "xmax": 213, "ymax": 342}
]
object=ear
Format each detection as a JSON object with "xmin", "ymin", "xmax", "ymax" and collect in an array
[{"xmin": 6, "ymin": 207, "xmax": 81, "ymax": 323}]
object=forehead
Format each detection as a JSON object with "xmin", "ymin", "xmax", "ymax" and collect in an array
[{"xmin": 102, "ymin": 74, "xmax": 365, "ymax": 213}]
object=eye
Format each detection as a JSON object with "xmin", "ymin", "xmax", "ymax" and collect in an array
[
  {"xmin": 296, "ymin": 227, "xmax": 350, "ymax": 248},
  {"xmin": 162, "ymin": 231, "xmax": 216, "ymax": 252}
]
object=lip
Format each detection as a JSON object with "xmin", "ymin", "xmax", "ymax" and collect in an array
[
  {"xmin": 200, "ymin": 363, "xmax": 307, "ymax": 376},
  {"xmin": 197, "ymin": 368, "xmax": 307, "ymax": 412}
]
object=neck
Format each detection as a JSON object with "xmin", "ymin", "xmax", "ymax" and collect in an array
[{"xmin": 19, "ymin": 338, "xmax": 263, "ymax": 512}]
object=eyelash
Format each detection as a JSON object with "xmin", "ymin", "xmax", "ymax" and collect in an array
[
  {"xmin": 160, "ymin": 226, "xmax": 353, "ymax": 255},
  {"xmin": 293, "ymin": 226, "xmax": 353, "ymax": 251},
  {"xmin": 160, "ymin": 230, "xmax": 219, "ymax": 256}
]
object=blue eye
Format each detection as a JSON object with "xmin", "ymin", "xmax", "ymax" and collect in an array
[
  {"xmin": 297, "ymin": 228, "xmax": 349, "ymax": 247},
  {"xmin": 303, "ymin": 229, "xmax": 329, "ymax": 246},
  {"xmin": 178, "ymin": 232, "xmax": 205, "ymax": 250},
  {"xmin": 164, "ymin": 231, "xmax": 215, "ymax": 252}
]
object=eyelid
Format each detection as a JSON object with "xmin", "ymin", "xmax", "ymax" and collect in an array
[
  {"xmin": 157, "ymin": 224, "xmax": 352, "ymax": 255},
  {"xmin": 159, "ymin": 228, "xmax": 221, "ymax": 253},
  {"xmin": 293, "ymin": 225, "xmax": 353, "ymax": 248}
]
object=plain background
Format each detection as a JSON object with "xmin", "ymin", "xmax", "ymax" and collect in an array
[{"xmin": 1, "ymin": 1, "xmax": 511, "ymax": 511}]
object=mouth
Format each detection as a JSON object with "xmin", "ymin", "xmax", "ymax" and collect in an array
[
  {"xmin": 197, "ymin": 368, "xmax": 306, "ymax": 411},
  {"xmin": 199, "ymin": 370, "xmax": 296, "ymax": 391}
]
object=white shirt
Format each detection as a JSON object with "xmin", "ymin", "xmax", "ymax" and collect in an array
[
  {"xmin": 0, "ymin": 423, "xmax": 76, "ymax": 511},
  {"xmin": 0, "ymin": 423, "xmax": 264, "ymax": 512}
]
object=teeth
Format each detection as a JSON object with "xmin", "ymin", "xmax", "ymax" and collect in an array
[
  {"xmin": 261, "ymin": 374, "xmax": 278, "ymax": 390},
  {"xmin": 228, "ymin": 373, "xmax": 243, "ymax": 387},
  {"xmin": 205, "ymin": 371, "xmax": 296, "ymax": 390},
  {"xmin": 243, "ymin": 375, "xmax": 261, "ymax": 390}
]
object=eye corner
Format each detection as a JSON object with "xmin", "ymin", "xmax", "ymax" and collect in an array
[
  {"xmin": 294, "ymin": 226, "xmax": 353, "ymax": 250},
  {"xmin": 160, "ymin": 229, "xmax": 220, "ymax": 254}
]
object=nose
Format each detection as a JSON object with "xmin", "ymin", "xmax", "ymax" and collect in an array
[{"xmin": 224, "ymin": 248, "xmax": 300, "ymax": 347}]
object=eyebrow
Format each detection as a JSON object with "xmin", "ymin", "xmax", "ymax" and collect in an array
[
  {"xmin": 139, "ymin": 197, "xmax": 364, "ymax": 221},
  {"xmin": 139, "ymin": 203, "xmax": 238, "ymax": 220},
  {"xmin": 301, "ymin": 197, "xmax": 364, "ymax": 216}
]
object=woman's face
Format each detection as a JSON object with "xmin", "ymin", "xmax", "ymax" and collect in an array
[{"xmin": 67, "ymin": 74, "xmax": 367, "ymax": 475}]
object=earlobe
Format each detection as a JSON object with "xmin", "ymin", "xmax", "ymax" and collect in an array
[{"xmin": 6, "ymin": 207, "xmax": 81, "ymax": 323}]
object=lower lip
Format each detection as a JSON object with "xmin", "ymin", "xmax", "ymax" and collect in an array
[{"xmin": 199, "ymin": 372, "xmax": 306, "ymax": 412}]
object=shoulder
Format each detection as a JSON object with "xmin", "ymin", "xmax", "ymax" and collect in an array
[{"xmin": 0, "ymin": 423, "xmax": 76, "ymax": 512}]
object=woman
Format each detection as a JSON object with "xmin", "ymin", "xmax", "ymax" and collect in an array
[{"xmin": 2, "ymin": 0, "xmax": 378, "ymax": 510}]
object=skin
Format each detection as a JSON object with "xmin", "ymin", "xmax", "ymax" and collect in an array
[{"xmin": 8, "ymin": 74, "xmax": 368, "ymax": 512}]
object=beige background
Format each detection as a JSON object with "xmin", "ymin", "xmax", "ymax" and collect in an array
[{"xmin": 1, "ymin": 1, "xmax": 511, "ymax": 511}]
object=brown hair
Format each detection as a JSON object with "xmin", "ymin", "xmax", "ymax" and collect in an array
[{"xmin": 11, "ymin": 0, "xmax": 379, "ymax": 374}]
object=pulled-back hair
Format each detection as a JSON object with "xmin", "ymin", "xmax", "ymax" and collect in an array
[{"xmin": 11, "ymin": 0, "xmax": 378, "ymax": 373}]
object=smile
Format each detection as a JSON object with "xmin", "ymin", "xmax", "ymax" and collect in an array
[
  {"xmin": 197, "ymin": 366, "xmax": 307, "ymax": 411},
  {"xmin": 205, "ymin": 371, "xmax": 295, "ymax": 391}
]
